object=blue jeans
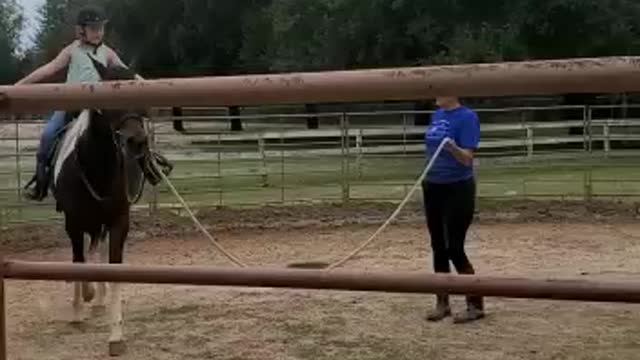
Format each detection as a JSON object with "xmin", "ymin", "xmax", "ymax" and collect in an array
[{"xmin": 37, "ymin": 111, "xmax": 67, "ymax": 163}]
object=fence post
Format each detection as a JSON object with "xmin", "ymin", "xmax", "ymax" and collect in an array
[
  {"xmin": 217, "ymin": 133, "xmax": 223, "ymax": 207},
  {"xmin": 526, "ymin": 126, "xmax": 534, "ymax": 158},
  {"xmin": 340, "ymin": 113, "xmax": 350, "ymax": 203},
  {"xmin": 584, "ymin": 105, "xmax": 593, "ymax": 153},
  {"xmin": 0, "ymin": 257, "xmax": 6, "ymax": 360},
  {"xmin": 345, "ymin": 114, "xmax": 351, "ymax": 202},
  {"xmin": 584, "ymin": 169, "xmax": 593, "ymax": 201},
  {"xmin": 582, "ymin": 106, "xmax": 588, "ymax": 152},
  {"xmin": 402, "ymin": 114, "xmax": 409, "ymax": 197},
  {"xmin": 13, "ymin": 116, "xmax": 22, "ymax": 220},
  {"xmin": 402, "ymin": 114, "xmax": 408, "ymax": 155},
  {"xmin": 603, "ymin": 120, "xmax": 611, "ymax": 157},
  {"xmin": 580, "ymin": 104, "xmax": 594, "ymax": 201},
  {"xmin": 280, "ymin": 132, "xmax": 285, "ymax": 203},
  {"xmin": 258, "ymin": 136, "xmax": 268, "ymax": 187},
  {"xmin": 148, "ymin": 112, "xmax": 158, "ymax": 214},
  {"xmin": 356, "ymin": 129, "xmax": 363, "ymax": 180}
]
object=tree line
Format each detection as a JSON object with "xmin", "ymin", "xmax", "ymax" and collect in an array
[
  {"xmin": 2, "ymin": 0, "xmax": 639, "ymax": 84},
  {"xmin": 3, "ymin": 0, "xmax": 640, "ymax": 131}
]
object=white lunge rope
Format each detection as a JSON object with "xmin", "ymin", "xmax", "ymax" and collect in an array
[
  {"xmin": 156, "ymin": 169, "xmax": 247, "ymax": 267},
  {"xmin": 326, "ymin": 137, "xmax": 451, "ymax": 270},
  {"xmin": 153, "ymin": 136, "xmax": 452, "ymax": 270}
]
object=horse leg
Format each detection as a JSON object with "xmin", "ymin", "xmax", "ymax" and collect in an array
[
  {"xmin": 90, "ymin": 228, "xmax": 108, "ymax": 312},
  {"xmin": 68, "ymin": 228, "xmax": 86, "ymax": 324},
  {"xmin": 82, "ymin": 235, "xmax": 95, "ymax": 303},
  {"xmin": 108, "ymin": 218, "xmax": 128, "ymax": 356}
]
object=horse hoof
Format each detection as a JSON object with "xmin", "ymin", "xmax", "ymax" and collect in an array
[
  {"xmin": 82, "ymin": 284, "xmax": 95, "ymax": 303},
  {"xmin": 109, "ymin": 341, "xmax": 127, "ymax": 357},
  {"xmin": 83, "ymin": 292, "xmax": 95, "ymax": 303}
]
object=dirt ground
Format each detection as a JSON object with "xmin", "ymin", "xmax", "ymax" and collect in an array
[{"xmin": 3, "ymin": 201, "xmax": 640, "ymax": 360}]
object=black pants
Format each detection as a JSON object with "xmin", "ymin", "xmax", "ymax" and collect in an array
[{"xmin": 422, "ymin": 177, "xmax": 476, "ymax": 275}]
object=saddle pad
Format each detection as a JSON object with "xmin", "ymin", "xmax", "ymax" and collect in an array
[{"xmin": 53, "ymin": 110, "xmax": 91, "ymax": 185}]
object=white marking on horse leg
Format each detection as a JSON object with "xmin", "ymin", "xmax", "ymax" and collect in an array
[
  {"xmin": 108, "ymin": 282, "xmax": 124, "ymax": 344},
  {"xmin": 72, "ymin": 281, "xmax": 83, "ymax": 323},
  {"xmin": 95, "ymin": 237, "xmax": 109, "ymax": 308},
  {"xmin": 81, "ymin": 235, "xmax": 95, "ymax": 303},
  {"xmin": 82, "ymin": 282, "xmax": 95, "ymax": 303}
]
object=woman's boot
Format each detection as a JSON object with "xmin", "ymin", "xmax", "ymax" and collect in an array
[
  {"xmin": 426, "ymin": 294, "xmax": 451, "ymax": 322},
  {"xmin": 453, "ymin": 296, "xmax": 485, "ymax": 324}
]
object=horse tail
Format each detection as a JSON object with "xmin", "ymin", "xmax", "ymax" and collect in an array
[{"xmin": 89, "ymin": 225, "xmax": 108, "ymax": 253}]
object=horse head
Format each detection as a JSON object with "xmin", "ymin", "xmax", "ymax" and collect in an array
[{"xmin": 87, "ymin": 56, "xmax": 149, "ymax": 162}]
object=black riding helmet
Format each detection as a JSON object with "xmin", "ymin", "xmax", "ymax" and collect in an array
[{"xmin": 77, "ymin": 6, "xmax": 108, "ymax": 26}]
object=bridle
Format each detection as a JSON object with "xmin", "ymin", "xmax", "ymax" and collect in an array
[{"xmin": 75, "ymin": 111, "xmax": 148, "ymax": 205}]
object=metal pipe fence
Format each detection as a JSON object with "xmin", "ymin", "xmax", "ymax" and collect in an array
[
  {"xmin": 2, "ymin": 259, "xmax": 640, "ymax": 359},
  {"xmin": 1, "ymin": 104, "xmax": 640, "ymax": 224}
]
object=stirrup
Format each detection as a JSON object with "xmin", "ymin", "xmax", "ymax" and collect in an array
[
  {"xmin": 23, "ymin": 180, "xmax": 46, "ymax": 201},
  {"xmin": 24, "ymin": 161, "xmax": 52, "ymax": 201},
  {"xmin": 24, "ymin": 189, "xmax": 43, "ymax": 201},
  {"xmin": 23, "ymin": 173, "xmax": 37, "ymax": 190}
]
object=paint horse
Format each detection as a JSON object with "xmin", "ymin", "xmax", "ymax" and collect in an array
[{"xmin": 52, "ymin": 57, "xmax": 158, "ymax": 356}]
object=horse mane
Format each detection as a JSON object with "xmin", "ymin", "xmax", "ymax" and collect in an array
[
  {"xmin": 88, "ymin": 55, "xmax": 137, "ymax": 82},
  {"xmin": 102, "ymin": 65, "xmax": 137, "ymax": 81}
]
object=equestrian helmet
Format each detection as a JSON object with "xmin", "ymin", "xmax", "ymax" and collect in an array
[{"xmin": 77, "ymin": 6, "xmax": 108, "ymax": 26}]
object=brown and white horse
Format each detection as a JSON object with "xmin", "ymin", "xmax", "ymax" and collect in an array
[{"xmin": 52, "ymin": 57, "xmax": 150, "ymax": 356}]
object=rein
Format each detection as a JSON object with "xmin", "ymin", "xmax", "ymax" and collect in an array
[{"xmin": 75, "ymin": 112, "xmax": 147, "ymax": 205}]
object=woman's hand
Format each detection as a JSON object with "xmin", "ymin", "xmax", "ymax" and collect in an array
[{"xmin": 445, "ymin": 139, "xmax": 474, "ymax": 167}]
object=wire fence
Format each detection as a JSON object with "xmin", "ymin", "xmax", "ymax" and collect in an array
[{"xmin": 1, "ymin": 104, "xmax": 640, "ymax": 225}]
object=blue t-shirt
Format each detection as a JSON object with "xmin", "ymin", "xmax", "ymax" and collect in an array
[{"xmin": 424, "ymin": 106, "xmax": 480, "ymax": 184}]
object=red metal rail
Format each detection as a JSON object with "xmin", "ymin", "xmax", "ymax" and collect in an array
[
  {"xmin": 3, "ymin": 57, "xmax": 640, "ymax": 113},
  {"xmin": 3, "ymin": 261, "xmax": 640, "ymax": 303},
  {"xmin": 2, "ymin": 260, "xmax": 640, "ymax": 359}
]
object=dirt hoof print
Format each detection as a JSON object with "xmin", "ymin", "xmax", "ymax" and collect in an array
[
  {"xmin": 286, "ymin": 261, "xmax": 330, "ymax": 270},
  {"xmin": 109, "ymin": 341, "xmax": 127, "ymax": 357},
  {"xmin": 91, "ymin": 305, "xmax": 106, "ymax": 316},
  {"xmin": 69, "ymin": 320, "xmax": 86, "ymax": 330}
]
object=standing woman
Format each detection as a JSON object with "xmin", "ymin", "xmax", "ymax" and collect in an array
[{"xmin": 422, "ymin": 96, "xmax": 484, "ymax": 324}]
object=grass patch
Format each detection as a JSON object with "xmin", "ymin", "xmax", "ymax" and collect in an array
[{"xmin": 1, "ymin": 151, "xmax": 639, "ymax": 224}]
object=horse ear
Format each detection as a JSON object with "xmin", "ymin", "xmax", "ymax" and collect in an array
[{"xmin": 88, "ymin": 55, "xmax": 108, "ymax": 80}]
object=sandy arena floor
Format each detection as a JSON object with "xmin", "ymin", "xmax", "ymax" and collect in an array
[{"xmin": 3, "ymin": 202, "xmax": 640, "ymax": 360}]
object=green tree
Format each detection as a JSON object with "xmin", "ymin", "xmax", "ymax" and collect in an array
[
  {"xmin": 260, "ymin": 0, "xmax": 528, "ymax": 71},
  {"xmin": 0, "ymin": 0, "xmax": 24, "ymax": 84},
  {"xmin": 520, "ymin": 0, "xmax": 640, "ymax": 58},
  {"xmin": 29, "ymin": 0, "xmax": 640, "ymax": 79},
  {"xmin": 101, "ymin": 0, "xmax": 271, "ymax": 76}
]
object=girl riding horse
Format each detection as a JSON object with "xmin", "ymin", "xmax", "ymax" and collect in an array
[{"xmin": 16, "ymin": 6, "xmax": 145, "ymax": 201}]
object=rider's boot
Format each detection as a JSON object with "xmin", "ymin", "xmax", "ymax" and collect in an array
[{"xmin": 24, "ymin": 161, "xmax": 50, "ymax": 201}]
